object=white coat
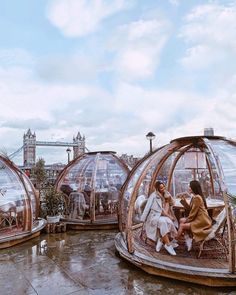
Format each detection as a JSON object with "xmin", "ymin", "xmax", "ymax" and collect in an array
[{"xmin": 141, "ymin": 192, "xmax": 162, "ymax": 241}]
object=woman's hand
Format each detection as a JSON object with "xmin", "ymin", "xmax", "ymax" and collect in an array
[
  {"xmin": 176, "ymin": 192, "xmax": 191, "ymax": 200},
  {"xmin": 180, "ymin": 195, "xmax": 186, "ymax": 201},
  {"xmin": 176, "ymin": 193, "xmax": 185, "ymax": 199}
]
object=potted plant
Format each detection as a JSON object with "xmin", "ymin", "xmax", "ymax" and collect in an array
[{"xmin": 41, "ymin": 186, "xmax": 66, "ymax": 223}]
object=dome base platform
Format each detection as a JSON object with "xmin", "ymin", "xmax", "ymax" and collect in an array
[
  {"xmin": 61, "ymin": 217, "xmax": 118, "ymax": 230},
  {"xmin": 0, "ymin": 219, "xmax": 46, "ymax": 249},
  {"xmin": 115, "ymin": 232, "xmax": 236, "ymax": 287}
]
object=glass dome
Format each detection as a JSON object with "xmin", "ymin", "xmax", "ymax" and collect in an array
[
  {"xmin": 115, "ymin": 135, "xmax": 236, "ymax": 286},
  {"xmin": 0, "ymin": 155, "xmax": 45, "ymax": 248},
  {"xmin": 119, "ymin": 135, "xmax": 236, "ymax": 231},
  {"xmin": 55, "ymin": 151, "xmax": 129, "ymax": 227}
]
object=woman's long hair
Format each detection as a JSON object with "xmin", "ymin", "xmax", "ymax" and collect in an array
[{"xmin": 190, "ymin": 180, "xmax": 208, "ymax": 209}]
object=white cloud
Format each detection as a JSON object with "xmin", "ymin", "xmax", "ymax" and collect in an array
[
  {"xmin": 180, "ymin": 44, "xmax": 222, "ymax": 70},
  {"xmin": 113, "ymin": 81, "xmax": 210, "ymax": 137},
  {"xmin": 0, "ymin": 66, "xmax": 84, "ymax": 120},
  {"xmin": 0, "ymin": 61, "xmax": 112, "ymax": 163},
  {"xmin": 110, "ymin": 19, "xmax": 171, "ymax": 80},
  {"xmin": 46, "ymin": 0, "xmax": 127, "ymax": 37},
  {"xmin": 179, "ymin": 3, "xmax": 236, "ymax": 69},
  {"xmin": 3, "ymin": 1, "xmax": 236, "ymax": 168},
  {"xmin": 2, "ymin": 57, "xmax": 236, "ymax": 164},
  {"xmin": 111, "ymin": 80, "xmax": 236, "ymax": 152},
  {"xmin": 117, "ymin": 48, "xmax": 157, "ymax": 79}
]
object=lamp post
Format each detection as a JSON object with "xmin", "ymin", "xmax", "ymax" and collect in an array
[
  {"xmin": 146, "ymin": 132, "xmax": 156, "ymax": 154},
  {"xmin": 66, "ymin": 147, "xmax": 71, "ymax": 164}
]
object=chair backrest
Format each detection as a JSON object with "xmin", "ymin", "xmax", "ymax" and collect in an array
[
  {"xmin": 109, "ymin": 190, "xmax": 119, "ymax": 201},
  {"xmin": 134, "ymin": 195, "xmax": 148, "ymax": 216},
  {"xmin": 205, "ymin": 208, "xmax": 226, "ymax": 241}
]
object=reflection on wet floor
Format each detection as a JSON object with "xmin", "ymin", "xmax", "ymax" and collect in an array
[{"xmin": 0, "ymin": 230, "xmax": 235, "ymax": 295}]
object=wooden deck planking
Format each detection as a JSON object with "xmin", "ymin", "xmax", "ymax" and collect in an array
[
  {"xmin": 134, "ymin": 239, "xmax": 228, "ymax": 270},
  {"xmin": 134, "ymin": 228, "xmax": 229, "ymax": 269},
  {"xmin": 115, "ymin": 232, "xmax": 236, "ymax": 286}
]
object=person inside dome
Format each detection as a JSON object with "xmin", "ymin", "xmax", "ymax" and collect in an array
[
  {"xmin": 199, "ymin": 171, "xmax": 211, "ymax": 198},
  {"xmin": 141, "ymin": 181, "xmax": 178, "ymax": 256},
  {"xmin": 68, "ymin": 189, "xmax": 89, "ymax": 220},
  {"xmin": 176, "ymin": 180, "xmax": 212, "ymax": 251}
]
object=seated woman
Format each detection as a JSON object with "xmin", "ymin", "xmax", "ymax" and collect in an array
[
  {"xmin": 176, "ymin": 180, "xmax": 212, "ymax": 251},
  {"xmin": 156, "ymin": 181, "xmax": 178, "ymax": 228},
  {"xmin": 141, "ymin": 181, "xmax": 178, "ymax": 256},
  {"xmin": 68, "ymin": 190, "xmax": 89, "ymax": 220}
]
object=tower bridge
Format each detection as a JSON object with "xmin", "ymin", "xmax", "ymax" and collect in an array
[{"xmin": 22, "ymin": 129, "xmax": 87, "ymax": 166}]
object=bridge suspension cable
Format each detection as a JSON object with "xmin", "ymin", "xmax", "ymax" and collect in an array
[{"xmin": 8, "ymin": 145, "xmax": 24, "ymax": 159}]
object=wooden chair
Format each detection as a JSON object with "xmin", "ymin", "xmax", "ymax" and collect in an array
[
  {"xmin": 134, "ymin": 195, "xmax": 148, "ymax": 219},
  {"xmin": 0, "ymin": 205, "xmax": 18, "ymax": 229},
  {"xmin": 198, "ymin": 208, "xmax": 227, "ymax": 259}
]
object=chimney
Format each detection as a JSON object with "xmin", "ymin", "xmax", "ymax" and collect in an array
[{"xmin": 204, "ymin": 127, "xmax": 214, "ymax": 136}]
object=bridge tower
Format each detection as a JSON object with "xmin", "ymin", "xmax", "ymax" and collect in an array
[
  {"xmin": 73, "ymin": 132, "xmax": 85, "ymax": 159},
  {"xmin": 23, "ymin": 129, "xmax": 36, "ymax": 166}
]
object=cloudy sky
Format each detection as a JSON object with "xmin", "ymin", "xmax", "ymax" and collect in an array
[{"xmin": 1, "ymin": 0, "xmax": 236, "ymax": 165}]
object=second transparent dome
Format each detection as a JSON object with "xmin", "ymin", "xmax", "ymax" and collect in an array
[{"xmin": 55, "ymin": 151, "xmax": 129, "ymax": 224}]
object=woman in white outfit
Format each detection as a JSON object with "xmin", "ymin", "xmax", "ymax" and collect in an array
[{"xmin": 141, "ymin": 181, "xmax": 177, "ymax": 256}]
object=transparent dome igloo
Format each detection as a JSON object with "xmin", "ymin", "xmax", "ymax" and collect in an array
[
  {"xmin": 55, "ymin": 151, "xmax": 129, "ymax": 228},
  {"xmin": 115, "ymin": 136, "xmax": 236, "ymax": 286},
  {"xmin": 119, "ymin": 135, "xmax": 236, "ymax": 230},
  {"xmin": 0, "ymin": 155, "xmax": 45, "ymax": 248}
]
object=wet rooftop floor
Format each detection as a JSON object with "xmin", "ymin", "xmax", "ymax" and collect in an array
[{"xmin": 0, "ymin": 230, "xmax": 236, "ymax": 295}]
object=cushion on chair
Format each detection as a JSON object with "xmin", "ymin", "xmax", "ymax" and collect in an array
[{"xmin": 205, "ymin": 208, "xmax": 226, "ymax": 241}]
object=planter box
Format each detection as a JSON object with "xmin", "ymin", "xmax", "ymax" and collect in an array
[
  {"xmin": 44, "ymin": 222, "xmax": 67, "ymax": 233},
  {"xmin": 46, "ymin": 216, "xmax": 60, "ymax": 223}
]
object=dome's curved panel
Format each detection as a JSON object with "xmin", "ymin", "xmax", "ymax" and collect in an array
[
  {"xmin": 0, "ymin": 155, "xmax": 45, "ymax": 247},
  {"xmin": 55, "ymin": 151, "xmax": 129, "ymax": 228},
  {"xmin": 204, "ymin": 138, "xmax": 236, "ymax": 194},
  {"xmin": 120, "ymin": 144, "xmax": 173, "ymax": 230}
]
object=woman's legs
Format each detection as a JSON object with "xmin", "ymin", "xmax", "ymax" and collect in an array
[
  {"xmin": 176, "ymin": 220, "xmax": 193, "ymax": 251},
  {"xmin": 158, "ymin": 216, "xmax": 177, "ymax": 241},
  {"xmin": 161, "ymin": 234, "xmax": 170, "ymax": 245},
  {"xmin": 176, "ymin": 218, "xmax": 191, "ymax": 239},
  {"xmin": 157, "ymin": 217, "xmax": 177, "ymax": 255}
]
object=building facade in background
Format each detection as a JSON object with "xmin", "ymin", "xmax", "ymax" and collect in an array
[{"xmin": 120, "ymin": 153, "xmax": 140, "ymax": 168}]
